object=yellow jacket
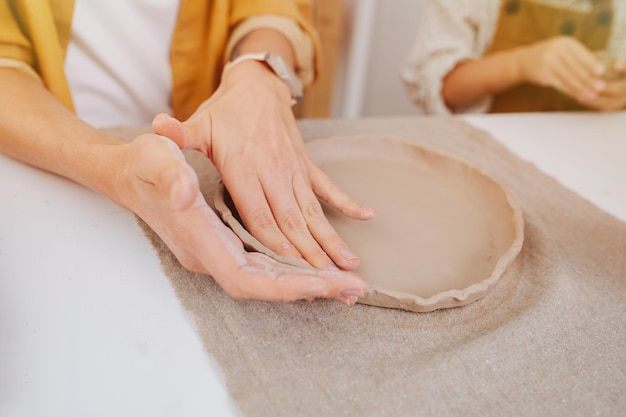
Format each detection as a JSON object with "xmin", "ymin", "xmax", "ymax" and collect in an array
[{"xmin": 0, "ymin": 0, "xmax": 320, "ymax": 120}]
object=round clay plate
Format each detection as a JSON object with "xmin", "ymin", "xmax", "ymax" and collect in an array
[{"xmin": 214, "ymin": 135, "xmax": 524, "ymax": 312}]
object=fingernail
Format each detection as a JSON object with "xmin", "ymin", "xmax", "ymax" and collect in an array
[
  {"xmin": 595, "ymin": 65, "xmax": 606, "ymax": 76},
  {"xmin": 341, "ymin": 288, "xmax": 365, "ymax": 298},
  {"xmin": 340, "ymin": 248, "xmax": 359, "ymax": 262},
  {"xmin": 334, "ymin": 295, "xmax": 358, "ymax": 306},
  {"xmin": 360, "ymin": 207, "xmax": 377, "ymax": 219},
  {"xmin": 345, "ymin": 296, "xmax": 358, "ymax": 306}
]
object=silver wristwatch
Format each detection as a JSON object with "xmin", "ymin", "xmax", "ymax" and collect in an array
[{"xmin": 224, "ymin": 52, "xmax": 303, "ymax": 105}]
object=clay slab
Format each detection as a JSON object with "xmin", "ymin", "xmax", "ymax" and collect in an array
[{"xmin": 214, "ymin": 135, "xmax": 524, "ymax": 312}]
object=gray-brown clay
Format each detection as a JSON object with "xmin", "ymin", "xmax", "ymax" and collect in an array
[{"xmin": 214, "ymin": 135, "xmax": 524, "ymax": 312}]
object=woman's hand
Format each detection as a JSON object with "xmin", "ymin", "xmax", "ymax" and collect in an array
[
  {"xmin": 115, "ymin": 133, "xmax": 368, "ymax": 305},
  {"xmin": 580, "ymin": 59, "xmax": 626, "ymax": 111},
  {"xmin": 152, "ymin": 60, "xmax": 375, "ymax": 271},
  {"xmin": 517, "ymin": 36, "xmax": 607, "ymax": 102}
]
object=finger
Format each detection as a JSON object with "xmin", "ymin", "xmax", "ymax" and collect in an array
[
  {"xmin": 567, "ymin": 45, "xmax": 608, "ymax": 91},
  {"xmin": 596, "ymin": 79, "xmax": 626, "ymax": 98},
  {"xmin": 292, "ymin": 172, "xmax": 362, "ymax": 270},
  {"xmin": 332, "ymin": 294, "xmax": 360, "ymax": 306},
  {"xmin": 224, "ymin": 175, "xmax": 307, "ymax": 264},
  {"xmin": 261, "ymin": 173, "xmax": 336, "ymax": 270},
  {"xmin": 219, "ymin": 252, "xmax": 368, "ymax": 302},
  {"xmin": 547, "ymin": 50, "xmax": 590, "ymax": 97},
  {"xmin": 154, "ymin": 176, "xmax": 369, "ymax": 303},
  {"xmin": 152, "ymin": 113, "xmax": 188, "ymax": 147},
  {"xmin": 582, "ymin": 95, "xmax": 625, "ymax": 111},
  {"xmin": 564, "ymin": 40, "xmax": 606, "ymax": 78},
  {"xmin": 560, "ymin": 49, "xmax": 605, "ymax": 98},
  {"xmin": 309, "ymin": 163, "xmax": 376, "ymax": 220},
  {"xmin": 152, "ymin": 113, "xmax": 211, "ymax": 154},
  {"xmin": 223, "ymin": 266, "xmax": 332, "ymax": 302},
  {"xmin": 551, "ymin": 59, "xmax": 600, "ymax": 100}
]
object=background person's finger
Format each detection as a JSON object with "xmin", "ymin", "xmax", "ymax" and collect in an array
[
  {"xmin": 560, "ymin": 49, "xmax": 604, "ymax": 97},
  {"xmin": 584, "ymin": 94, "xmax": 626, "ymax": 111},
  {"xmin": 595, "ymin": 79, "xmax": 626, "ymax": 98}
]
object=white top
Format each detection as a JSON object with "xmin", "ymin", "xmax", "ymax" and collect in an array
[
  {"xmin": 63, "ymin": 0, "xmax": 315, "ymax": 128},
  {"xmin": 401, "ymin": 0, "xmax": 626, "ymax": 115},
  {"xmin": 64, "ymin": 0, "xmax": 179, "ymax": 128}
]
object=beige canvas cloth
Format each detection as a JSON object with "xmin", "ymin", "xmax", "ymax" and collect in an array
[{"xmin": 114, "ymin": 117, "xmax": 625, "ymax": 417}]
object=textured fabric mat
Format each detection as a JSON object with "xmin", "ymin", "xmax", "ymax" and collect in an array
[{"xmin": 125, "ymin": 117, "xmax": 625, "ymax": 417}]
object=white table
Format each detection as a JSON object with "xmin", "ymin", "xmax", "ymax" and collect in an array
[{"xmin": 1, "ymin": 112, "xmax": 625, "ymax": 417}]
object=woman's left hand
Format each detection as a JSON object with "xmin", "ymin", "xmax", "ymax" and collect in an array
[{"xmin": 153, "ymin": 59, "xmax": 375, "ymax": 271}]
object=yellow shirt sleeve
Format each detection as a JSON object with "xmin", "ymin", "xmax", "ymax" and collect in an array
[
  {"xmin": 224, "ymin": 14, "xmax": 316, "ymax": 86},
  {"xmin": 0, "ymin": 0, "xmax": 320, "ymax": 120},
  {"xmin": 172, "ymin": 0, "xmax": 320, "ymax": 120},
  {"xmin": 0, "ymin": 0, "xmax": 75, "ymax": 111}
]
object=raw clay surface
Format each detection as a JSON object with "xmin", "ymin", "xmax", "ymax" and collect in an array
[{"xmin": 215, "ymin": 135, "xmax": 524, "ymax": 312}]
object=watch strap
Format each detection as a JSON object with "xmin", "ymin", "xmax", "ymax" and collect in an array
[{"xmin": 223, "ymin": 52, "xmax": 303, "ymax": 105}]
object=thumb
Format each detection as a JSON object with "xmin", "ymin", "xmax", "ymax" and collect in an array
[{"xmin": 152, "ymin": 113, "xmax": 204, "ymax": 151}]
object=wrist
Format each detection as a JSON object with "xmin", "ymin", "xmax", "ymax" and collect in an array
[
  {"xmin": 223, "ymin": 52, "xmax": 302, "ymax": 105},
  {"xmin": 221, "ymin": 59, "xmax": 295, "ymax": 105},
  {"xmin": 35, "ymin": 124, "xmax": 126, "ymax": 203},
  {"xmin": 511, "ymin": 46, "xmax": 531, "ymax": 84},
  {"xmin": 76, "ymin": 138, "xmax": 129, "ymax": 207}
]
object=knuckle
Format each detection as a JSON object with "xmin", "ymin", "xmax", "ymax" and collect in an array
[
  {"xmin": 221, "ymin": 278, "xmax": 245, "ymax": 300},
  {"xmin": 302, "ymin": 200, "xmax": 325, "ymax": 222},
  {"xmin": 281, "ymin": 210, "xmax": 307, "ymax": 233},
  {"xmin": 326, "ymin": 180, "xmax": 342, "ymax": 194},
  {"xmin": 249, "ymin": 208, "xmax": 278, "ymax": 231},
  {"xmin": 323, "ymin": 179, "xmax": 346, "ymax": 200}
]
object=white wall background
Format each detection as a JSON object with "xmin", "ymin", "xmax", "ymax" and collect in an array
[{"xmin": 332, "ymin": 0, "xmax": 431, "ymax": 118}]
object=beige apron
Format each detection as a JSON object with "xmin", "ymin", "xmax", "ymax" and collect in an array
[{"xmin": 486, "ymin": 0, "xmax": 613, "ymax": 113}]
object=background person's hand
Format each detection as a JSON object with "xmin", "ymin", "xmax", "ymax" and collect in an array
[
  {"xmin": 580, "ymin": 77, "xmax": 626, "ymax": 111},
  {"xmin": 115, "ymin": 133, "xmax": 368, "ymax": 306},
  {"xmin": 152, "ymin": 60, "xmax": 375, "ymax": 271},
  {"xmin": 517, "ymin": 36, "xmax": 607, "ymax": 102},
  {"xmin": 577, "ymin": 58, "xmax": 626, "ymax": 111}
]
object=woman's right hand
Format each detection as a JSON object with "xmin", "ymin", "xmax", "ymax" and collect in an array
[{"xmin": 113, "ymin": 133, "xmax": 368, "ymax": 305}]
